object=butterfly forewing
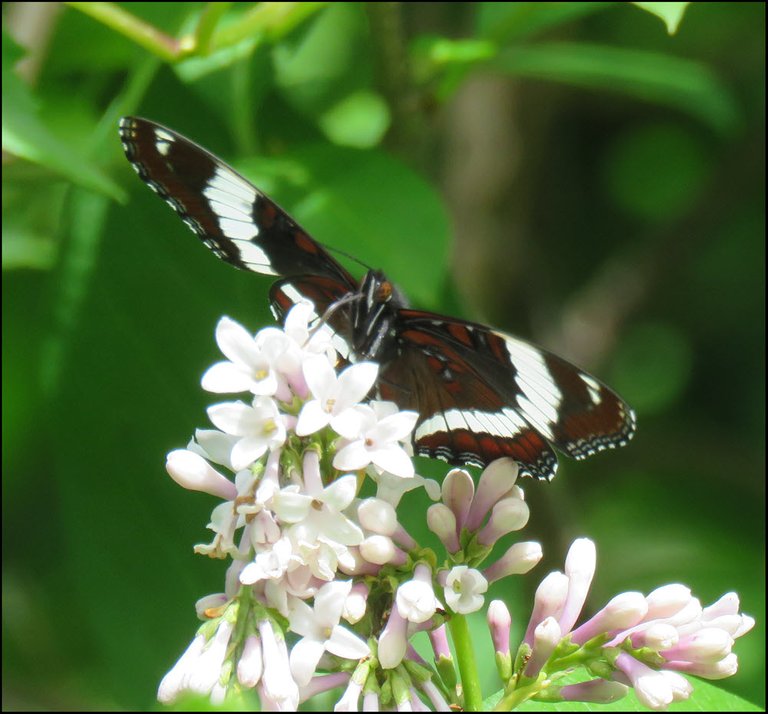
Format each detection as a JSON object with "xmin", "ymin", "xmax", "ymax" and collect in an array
[{"xmin": 118, "ymin": 117, "xmax": 356, "ymax": 285}]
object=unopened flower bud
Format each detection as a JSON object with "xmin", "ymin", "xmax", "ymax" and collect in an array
[
  {"xmin": 166, "ymin": 449, "xmax": 237, "ymax": 499},
  {"xmin": 357, "ymin": 498, "xmax": 398, "ymax": 535},
  {"xmin": 484, "ymin": 541, "xmax": 542, "ymax": 582}
]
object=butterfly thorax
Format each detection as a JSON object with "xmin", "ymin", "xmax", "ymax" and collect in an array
[{"xmin": 350, "ymin": 270, "xmax": 407, "ymax": 364}]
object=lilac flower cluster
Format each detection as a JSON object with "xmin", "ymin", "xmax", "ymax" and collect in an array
[{"xmin": 158, "ymin": 306, "xmax": 754, "ymax": 711}]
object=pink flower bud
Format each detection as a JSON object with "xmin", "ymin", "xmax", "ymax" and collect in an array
[
  {"xmin": 427, "ymin": 503, "xmax": 459, "ymax": 553},
  {"xmin": 464, "ymin": 458, "xmax": 519, "ymax": 531},
  {"xmin": 487, "ymin": 600, "xmax": 512, "ymax": 655},
  {"xmin": 441, "ymin": 468, "xmax": 475, "ymax": 530},
  {"xmin": 560, "ymin": 679, "xmax": 628, "ymax": 704},
  {"xmin": 524, "ymin": 616, "xmax": 561, "ymax": 677},
  {"xmin": 557, "ymin": 538, "xmax": 596, "ymax": 635},
  {"xmin": 484, "ymin": 541, "xmax": 542, "ymax": 582},
  {"xmin": 166, "ymin": 449, "xmax": 237, "ymax": 499},
  {"xmin": 477, "ymin": 497, "xmax": 529, "ymax": 545},
  {"xmin": 525, "ymin": 571, "xmax": 569, "ymax": 646}
]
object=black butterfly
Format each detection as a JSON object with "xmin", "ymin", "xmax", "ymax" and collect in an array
[{"xmin": 119, "ymin": 117, "xmax": 635, "ymax": 481}]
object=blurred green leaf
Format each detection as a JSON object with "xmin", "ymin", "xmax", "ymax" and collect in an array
[
  {"xmin": 602, "ymin": 123, "xmax": 713, "ymax": 221},
  {"xmin": 318, "ymin": 90, "xmax": 390, "ymax": 148},
  {"xmin": 631, "ymin": 2, "xmax": 691, "ymax": 35},
  {"xmin": 213, "ymin": 1, "xmax": 328, "ymax": 47},
  {"xmin": 42, "ymin": 190, "xmax": 110, "ymax": 393},
  {"xmin": 611, "ymin": 322, "xmax": 693, "ymax": 415},
  {"xmin": 2, "ymin": 170, "xmax": 66, "ymax": 270},
  {"xmin": 490, "ymin": 42, "xmax": 739, "ymax": 134},
  {"xmin": 2, "ymin": 34, "xmax": 125, "ymax": 200},
  {"xmin": 411, "ymin": 35, "xmax": 498, "ymax": 85},
  {"xmin": 476, "ymin": 2, "xmax": 616, "ymax": 42},
  {"xmin": 272, "ymin": 3, "xmax": 372, "ymax": 117}
]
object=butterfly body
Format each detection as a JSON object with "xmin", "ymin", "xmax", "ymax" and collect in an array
[{"xmin": 119, "ymin": 117, "xmax": 635, "ymax": 480}]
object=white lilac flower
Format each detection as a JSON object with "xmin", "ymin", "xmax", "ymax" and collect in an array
[
  {"xmin": 372, "ymin": 469, "xmax": 441, "ymax": 507},
  {"xmin": 189, "ymin": 428, "xmax": 239, "ymax": 470},
  {"xmin": 207, "ymin": 396, "xmax": 287, "ymax": 470},
  {"xmin": 269, "ymin": 470, "xmax": 364, "ymax": 581},
  {"xmin": 443, "ymin": 566, "xmax": 488, "ymax": 614},
  {"xmin": 201, "ymin": 316, "xmax": 284, "ymax": 398},
  {"xmin": 333, "ymin": 402, "xmax": 418, "ymax": 478},
  {"xmin": 240, "ymin": 535, "xmax": 294, "ymax": 585},
  {"xmin": 281, "ymin": 300, "xmax": 337, "ymax": 363},
  {"xmin": 288, "ymin": 581, "xmax": 371, "ymax": 686},
  {"xmin": 296, "ymin": 357, "xmax": 378, "ymax": 436},
  {"xmin": 396, "ymin": 564, "xmax": 441, "ymax": 624}
]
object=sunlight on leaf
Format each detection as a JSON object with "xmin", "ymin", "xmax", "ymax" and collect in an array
[{"xmin": 632, "ymin": 2, "xmax": 691, "ymax": 35}]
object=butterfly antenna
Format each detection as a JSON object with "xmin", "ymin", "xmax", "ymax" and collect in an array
[
  {"xmin": 324, "ymin": 243, "xmax": 373, "ymax": 272},
  {"xmin": 308, "ymin": 292, "xmax": 364, "ymax": 339}
]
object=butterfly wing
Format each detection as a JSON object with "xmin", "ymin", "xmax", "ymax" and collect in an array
[
  {"xmin": 119, "ymin": 117, "xmax": 356, "ymax": 286},
  {"xmin": 381, "ymin": 310, "xmax": 636, "ymax": 480}
]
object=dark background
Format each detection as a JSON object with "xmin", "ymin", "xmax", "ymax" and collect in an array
[{"xmin": 3, "ymin": 2, "xmax": 764, "ymax": 710}]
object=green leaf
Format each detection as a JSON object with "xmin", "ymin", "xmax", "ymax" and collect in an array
[
  {"xmin": 490, "ymin": 42, "xmax": 739, "ymax": 135},
  {"xmin": 631, "ymin": 2, "xmax": 691, "ymax": 35},
  {"xmin": 236, "ymin": 145, "xmax": 451, "ymax": 306},
  {"xmin": 272, "ymin": 3, "xmax": 372, "ymax": 116},
  {"xmin": 515, "ymin": 677, "xmax": 762, "ymax": 712},
  {"xmin": 486, "ymin": 673, "xmax": 763, "ymax": 710},
  {"xmin": 476, "ymin": 2, "xmax": 617, "ymax": 42},
  {"xmin": 2, "ymin": 35, "xmax": 125, "ymax": 200},
  {"xmin": 318, "ymin": 90, "xmax": 390, "ymax": 148}
]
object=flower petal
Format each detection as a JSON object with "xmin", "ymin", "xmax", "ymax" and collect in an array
[
  {"xmin": 289, "ymin": 636, "xmax": 325, "ymax": 687},
  {"xmin": 327, "ymin": 624, "xmax": 371, "ymax": 659}
]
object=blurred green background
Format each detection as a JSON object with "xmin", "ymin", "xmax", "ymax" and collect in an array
[{"xmin": 3, "ymin": 2, "xmax": 764, "ymax": 710}]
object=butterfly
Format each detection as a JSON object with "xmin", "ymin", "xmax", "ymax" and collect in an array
[{"xmin": 119, "ymin": 117, "xmax": 635, "ymax": 481}]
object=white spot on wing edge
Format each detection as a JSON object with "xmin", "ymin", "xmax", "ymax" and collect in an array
[{"xmin": 154, "ymin": 128, "xmax": 175, "ymax": 156}]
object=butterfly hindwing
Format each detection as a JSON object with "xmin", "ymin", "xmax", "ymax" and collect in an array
[{"xmin": 380, "ymin": 310, "xmax": 635, "ymax": 480}]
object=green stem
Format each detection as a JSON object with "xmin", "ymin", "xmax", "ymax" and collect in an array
[
  {"xmin": 65, "ymin": 2, "xmax": 179, "ymax": 62},
  {"xmin": 448, "ymin": 615, "xmax": 483, "ymax": 711}
]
